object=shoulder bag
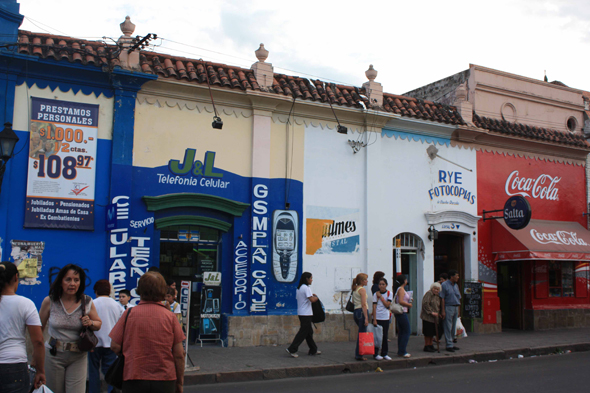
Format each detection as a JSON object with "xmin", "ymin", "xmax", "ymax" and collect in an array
[
  {"xmin": 105, "ymin": 307, "xmax": 133, "ymax": 389},
  {"xmin": 78, "ymin": 295, "xmax": 99, "ymax": 351},
  {"xmin": 345, "ymin": 290, "xmax": 355, "ymax": 312},
  {"xmin": 389, "ymin": 288, "xmax": 404, "ymax": 315}
]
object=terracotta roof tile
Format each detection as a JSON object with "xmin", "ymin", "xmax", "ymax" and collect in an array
[{"xmin": 472, "ymin": 113, "xmax": 588, "ymax": 148}]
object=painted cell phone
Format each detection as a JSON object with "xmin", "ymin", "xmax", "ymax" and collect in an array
[{"xmin": 272, "ymin": 210, "xmax": 299, "ymax": 283}]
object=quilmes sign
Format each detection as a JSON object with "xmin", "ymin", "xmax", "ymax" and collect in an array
[
  {"xmin": 503, "ymin": 195, "xmax": 531, "ymax": 230},
  {"xmin": 158, "ymin": 148, "xmax": 230, "ymax": 188}
]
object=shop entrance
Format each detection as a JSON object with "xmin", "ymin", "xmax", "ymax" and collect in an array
[
  {"xmin": 433, "ymin": 232, "xmax": 464, "ymax": 283},
  {"xmin": 497, "ymin": 262, "xmax": 522, "ymax": 329},
  {"xmin": 393, "ymin": 233, "xmax": 423, "ymax": 335},
  {"xmin": 159, "ymin": 226, "xmax": 221, "ymax": 340}
]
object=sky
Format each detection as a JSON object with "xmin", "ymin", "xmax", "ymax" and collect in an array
[{"xmin": 16, "ymin": 0, "xmax": 590, "ymax": 94}]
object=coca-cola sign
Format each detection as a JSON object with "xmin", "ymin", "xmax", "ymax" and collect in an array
[
  {"xmin": 530, "ymin": 229, "xmax": 589, "ymax": 247},
  {"xmin": 504, "ymin": 170, "xmax": 560, "ymax": 201}
]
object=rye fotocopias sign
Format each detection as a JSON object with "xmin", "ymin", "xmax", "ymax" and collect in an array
[{"xmin": 24, "ymin": 97, "xmax": 99, "ymax": 230}]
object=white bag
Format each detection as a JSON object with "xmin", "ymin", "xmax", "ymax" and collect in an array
[
  {"xmin": 32, "ymin": 385, "xmax": 55, "ymax": 393},
  {"xmin": 455, "ymin": 317, "xmax": 468, "ymax": 338},
  {"xmin": 367, "ymin": 323, "xmax": 383, "ymax": 349}
]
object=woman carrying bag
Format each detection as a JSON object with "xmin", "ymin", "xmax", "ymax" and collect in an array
[
  {"xmin": 286, "ymin": 272, "xmax": 320, "ymax": 357},
  {"xmin": 372, "ymin": 278, "xmax": 393, "ymax": 360},
  {"xmin": 392, "ymin": 274, "xmax": 412, "ymax": 358},
  {"xmin": 352, "ymin": 273, "xmax": 369, "ymax": 361}
]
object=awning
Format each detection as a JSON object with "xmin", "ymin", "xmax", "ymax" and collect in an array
[{"xmin": 493, "ymin": 219, "xmax": 590, "ymax": 262}]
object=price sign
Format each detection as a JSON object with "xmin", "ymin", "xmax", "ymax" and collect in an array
[
  {"xmin": 462, "ymin": 281, "xmax": 483, "ymax": 319},
  {"xmin": 24, "ymin": 98, "xmax": 99, "ymax": 230}
]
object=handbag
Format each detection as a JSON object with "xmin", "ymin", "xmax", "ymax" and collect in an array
[
  {"xmin": 358, "ymin": 332, "xmax": 375, "ymax": 355},
  {"xmin": 345, "ymin": 291, "xmax": 355, "ymax": 312},
  {"xmin": 78, "ymin": 295, "xmax": 98, "ymax": 352},
  {"xmin": 389, "ymin": 288, "xmax": 404, "ymax": 315},
  {"xmin": 311, "ymin": 298, "xmax": 325, "ymax": 323},
  {"xmin": 105, "ymin": 307, "xmax": 133, "ymax": 389}
]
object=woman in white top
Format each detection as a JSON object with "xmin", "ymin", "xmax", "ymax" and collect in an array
[
  {"xmin": 372, "ymin": 278, "xmax": 393, "ymax": 360},
  {"xmin": 39, "ymin": 264, "xmax": 102, "ymax": 393},
  {"xmin": 286, "ymin": 272, "xmax": 319, "ymax": 357},
  {"xmin": 0, "ymin": 261, "xmax": 46, "ymax": 393}
]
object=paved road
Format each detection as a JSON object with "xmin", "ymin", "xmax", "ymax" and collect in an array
[{"xmin": 185, "ymin": 351, "xmax": 587, "ymax": 393}]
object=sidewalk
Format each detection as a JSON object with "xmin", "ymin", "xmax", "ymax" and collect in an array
[{"xmin": 185, "ymin": 328, "xmax": 590, "ymax": 385}]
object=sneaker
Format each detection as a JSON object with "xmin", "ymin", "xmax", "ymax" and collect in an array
[
  {"xmin": 383, "ymin": 355, "xmax": 392, "ymax": 360},
  {"xmin": 453, "ymin": 346, "xmax": 460, "ymax": 350},
  {"xmin": 446, "ymin": 348, "xmax": 455, "ymax": 352},
  {"xmin": 374, "ymin": 355, "xmax": 383, "ymax": 360},
  {"xmin": 403, "ymin": 353, "xmax": 411, "ymax": 358},
  {"xmin": 309, "ymin": 350, "xmax": 321, "ymax": 356},
  {"xmin": 286, "ymin": 348, "xmax": 298, "ymax": 358}
]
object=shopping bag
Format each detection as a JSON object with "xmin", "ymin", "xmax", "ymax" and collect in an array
[
  {"xmin": 358, "ymin": 332, "xmax": 375, "ymax": 355},
  {"xmin": 32, "ymin": 385, "xmax": 55, "ymax": 393},
  {"xmin": 366, "ymin": 324, "xmax": 383, "ymax": 349},
  {"xmin": 455, "ymin": 317, "xmax": 468, "ymax": 338}
]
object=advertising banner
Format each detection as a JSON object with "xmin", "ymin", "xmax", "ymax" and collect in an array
[
  {"xmin": 25, "ymin": 97, "xmax": 99, "ymax": 230},
  {"xmin": 200, "ymin": 285, "xmax": 221, "ymax": 335}
]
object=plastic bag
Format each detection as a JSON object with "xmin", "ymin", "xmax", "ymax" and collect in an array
[
  {"xmin": 455, "ymin": 317, "xmax": 468, "ymax": 338},
  {"xmin": 358, "ymin": 332, "xmax": 375, "ymax": 355},
  {"xmin": 366, "ymin": 324, "xmax": 383, "ymax": 349},
  {"xmin": 32, "ymin": 385, "xmax": 55, "ymax": 393}
]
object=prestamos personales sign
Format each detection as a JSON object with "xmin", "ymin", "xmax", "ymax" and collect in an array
[{"xmin": 25, "ymin": 97, "xmax": 99, "ymax": 230}]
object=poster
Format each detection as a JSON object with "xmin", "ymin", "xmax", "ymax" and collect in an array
[
  {"xmin": 10, "ymin": 240, "xmax": 45, "ymax": 285},
  {"xmin": 200, "ymin": 285, "xmax": 221, "ymax": 335},
  {"xmin": 25, "ymin": 97, "xmax": 99, "ymax": 230}
]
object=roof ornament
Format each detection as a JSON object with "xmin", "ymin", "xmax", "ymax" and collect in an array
[
  {"xmin": 255, "ymin": 43, "xmax": 269, "ymax": 63},
  {"xmin": 456, "ymin": 83, "xmax": 467, "ymax": 101},
  {"xmin": 120, "ymin": 16, "xmax": 135, "ymax": 37},
  {"xmin": 365, "ymin": 64, "xmax": 378, "ymax": 82}
]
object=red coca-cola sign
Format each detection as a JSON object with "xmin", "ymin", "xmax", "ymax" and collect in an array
[{"xmin": 477, "ymin": 152, "xmax": 585, "ymax": 223}]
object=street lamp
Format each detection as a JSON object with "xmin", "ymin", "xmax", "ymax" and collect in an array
[{"xmin": 0, "ymin": 122, "xmax": 20, "ymax": 195}]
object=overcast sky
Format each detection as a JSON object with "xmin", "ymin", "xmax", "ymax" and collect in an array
[{"xmin": 17, "ymin": 0, "xmax": 590, "ymax": 94}]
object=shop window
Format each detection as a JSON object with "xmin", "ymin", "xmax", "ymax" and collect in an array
[{"xmin": 548, "ymin": 261, "xmax": 574, "ymax": 297}]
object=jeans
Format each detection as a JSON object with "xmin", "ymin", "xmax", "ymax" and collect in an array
[
  {"xmin": 88, "ymin": 347, "xmax": 118, "ymax": 393},
  {"xmin": 395, "ymin": 313, "xmax": 410, "ymax": 356},
  {"xmin": 374, "ymin": 319, "xmax": 390, "ymax": 357},
  {"xmin": 354, "ymin": 308, "xmax": 367, "ymax": 359},
  {"xmin": 287, "ymin": 316, "xmax": 318, "ymax": 354},
  {"xmin": 444, "ymin": 305, "xmax": 459, "ymax": 348},
  {"xmin": 0, "ymin": 363, "xmax": 29, "ymax": 393}
]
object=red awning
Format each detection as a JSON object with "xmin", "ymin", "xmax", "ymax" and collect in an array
[{"xmin": 492, "ymin": 219, "xmax": 590, "ymax": 262}]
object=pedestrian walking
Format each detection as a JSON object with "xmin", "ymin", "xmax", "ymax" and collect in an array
[
  {"xmin": 88, "ymin": 280, "xmax": 123, "ymax": 393},
  {"xmin": 440, "ymin": 269, "xmax": 462, "ymax": 352},
  {"xmin": 39, "ymin": 264, "xmax": 102, "ymax": 393},
  {"xmin": 392, "ymin": 274, "xmax": 412, "ymax": 358},
  {"xmin": 109, "ymin": 272, "xmax": 185, "ymax": 393},
  {"xmin": 0, "ymin": 261, "xmax": 46, "ymax": 393},
  {"xmin": 286, "ymin": 272, "xmax": 320, "ymax": 357},
  {"xmin": 420, "ymin": 282, "xmax": 443, "ymax": 352},
  {"xmin": 371, "ymin": 278, "xmax": 393, "ymax": 360},
  {"xmin": 352, "ymin": 273, "xmax": 369, "ymax": 361}
]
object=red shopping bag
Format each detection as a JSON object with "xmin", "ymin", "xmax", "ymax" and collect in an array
[{"xmin": 359, "ymin": 332, "xmax": 375, "ymax": 355}]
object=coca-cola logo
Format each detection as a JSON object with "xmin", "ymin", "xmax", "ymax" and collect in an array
[
  {"xmin": 505, "ymin": 170, "xmax": 560, "ymax": 201},
  {"xmin": 530, "ymin": 229, "xmax": 588, "ymax": 246}
]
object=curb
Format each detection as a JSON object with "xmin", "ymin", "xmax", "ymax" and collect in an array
[{"xmin": 184, "ymin": 342, "xmax": 590, "ymax": 386}]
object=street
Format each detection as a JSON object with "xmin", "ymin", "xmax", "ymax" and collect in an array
[{"xmin": 185, "ymin": 351, "xmax": 587, "ymax": 393}]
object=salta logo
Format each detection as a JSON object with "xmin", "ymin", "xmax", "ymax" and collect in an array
[{"xmin": 505, "ymin": 170, "xmax": 560, "ymax": 201}]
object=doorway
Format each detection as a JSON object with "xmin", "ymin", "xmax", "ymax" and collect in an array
[
  {"xmin": 159, "ymin": 226, "xmax": 221, "ymax": 339},
  {"xmin": 433, "ymin": 233, "xmax": 464, "ymax": 282},
  {"xmin": 497, "ymin": 262, "xmax": 522, "ymax": 329},
  {"xmin": 392, "ymin": 233, "xmax": 423, "ymax": 335}
]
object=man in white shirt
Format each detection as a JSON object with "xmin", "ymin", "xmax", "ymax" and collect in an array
[{"xmin": 89, "ymin": 280, "xmax": 123, "ymax": 393}]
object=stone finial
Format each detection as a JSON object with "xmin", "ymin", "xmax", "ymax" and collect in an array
[
  {"xmin": 120, "ymin": 16, "xmax": 135, "ymax": 37},
  {"xmin": 365, "ymin": 64, "xmax": 378, "ymax": 82},
  {"xmin": 255, "ymin": 43, "xmax": 269, "ymax": 62},
  {"xmin": 456, "ymin": 83, "xmax": 467, "ymax": 101}
]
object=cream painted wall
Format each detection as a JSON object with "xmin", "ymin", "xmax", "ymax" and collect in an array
[
  {"xmin": 12, "ymin": 84, "xmax": 113, "ymax": 140},
  {"xmin": 269, "ymin": 116, "xmax": 304, "ymax": 182},
  {"xmin": 133, "ymin": 99, "xmax": 253, "ymax": 176}
]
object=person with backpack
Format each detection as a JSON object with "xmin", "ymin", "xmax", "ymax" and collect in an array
[
  {"xmin": 286, "ymin": 272, "xmax": 320, "ymax": 357},
  {"xmin": 372, "ymin": 278, "xmax": 393, "ymax": 360}
]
